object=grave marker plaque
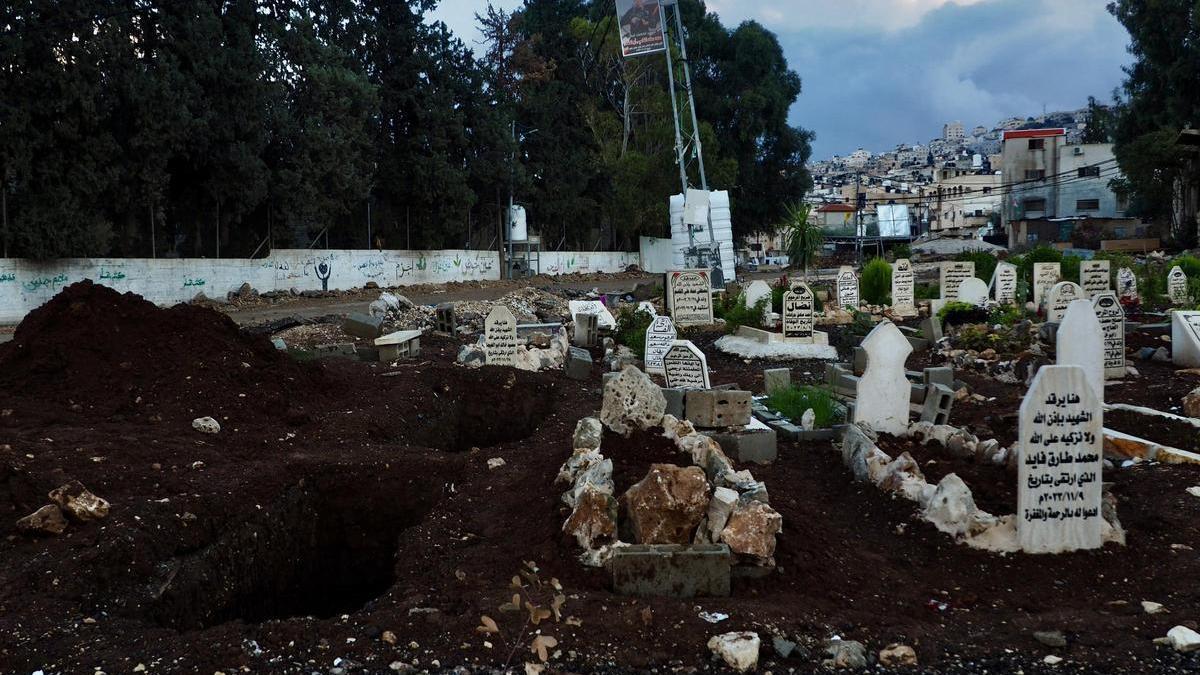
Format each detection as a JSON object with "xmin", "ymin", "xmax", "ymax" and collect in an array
[
  {"xmin": 1033, "ymin": 262, "xmax": 1062, "ymax": 308},
  {"xmin": 782, "ymin": 283, "xmax": 815, "ymax": 343},
  {"xmin": 836, "ymin": 266, "xmax": 859, "ymax": 310},
  {"xmin": 1171, "ymin": 311, "xmax": 1200, "ymax": 368},
  {"xmin": 662, "ymin": 340, "xmax": 710, "ymax": 390},
  {"xmin": 484, "ymin": 305, "xmax": 520, "ymax": 367},
  {"xmin": 993, "ymin": 262, "xmax": 1018, "ymax": 304},
  {"xmin": 853, "ymin": 321, "xmax": 914, "ymax": 435},
  {"xmin": 1080, "ymin": 260, "xmax": 1110, "ymax": 298},
  {"xmin": 666, "ymin": 269, "xmax": 714, "ymax": 326},
  {"xmin": 939, "ymin": 261, "xmax": 976, "ymax": 301},
  {"xmin": 1017, "ymin": 365, "xmax": 1103, "ymax": 554},
  {"xmin": 1116, "ymin": 267, "xmax": 1138, "ymax": 303},
  {"xmin": 1092, "ymin": 292, "xmax": 1125, "ymax": 380},
  {"xmin": 568, "ymin": 300, "xmax": 617, "ymax": 330},
  {"xmin": 891, "ymin": 259, "xmax": 916, "ymax": 316},
  {"xmin": 644, "ymin": 315, "xmax": 677, "ymax": 375},
  {"xmin": 1046, "ymin": 281, "xmax": 1084, "ymax": 323},
  {"xmin": 1168, "ymin": 266, "xmax": 1189, "ymax": 306}
]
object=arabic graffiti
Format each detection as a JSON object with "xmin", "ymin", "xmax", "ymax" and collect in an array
[
  {"xmin": 22, "ymin": 273, "xmax": 69, "ymax": 292},
  {"xmin": 0, "ymin": 273, "xmax": 15, "ymax": 283},
  {"xmin": 183, "ymin": 277, "xmax": 206, "ymax": 288},
  {"xmin": 99, "ymin": 266, "xmax": 126, "ymax": 281}
]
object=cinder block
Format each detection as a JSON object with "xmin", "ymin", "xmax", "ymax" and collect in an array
[
  {"xmin": 312, "ymin": 342, "xmax": 358, "ymax": 360},
  {"xmin": 566, "ymin": 347, "xmax": 592, "ymax": 381},
  {"xmin": 763, "ymin": 368, "xmax": 790, "ymax": 394},
  {"xmin": 435, "ymin": 303, "xmax": 456, "ymax": 334},
  {"xmin": 612, "ymin": 544, "xmax": 731, "ymax": 598},
  {"xmin": 853, "ymin": 346, "xmax": 867, "ymax": 376},
  {"xmin": 685, "ymin": 390, "xmax": 752, "ymax": 428},
  {"xmin": 767, "ymin": 419, "xmax": 802, "ymax": 441},
  {"xmin": 711, "ymin": 428, "xmax": 778, "ymax": 465},
  {"xmin": 923, "ymin": 366, "xmax": 954, "ymax": 388},
  {"xmin": 660, "ymin": 387, "xmax": 685, "ymax": 419},
  {"xmin": 343, "ymin": 313, "xmax": 384, "ymax": 339},
  {"xmin": 572, "ymin": 313, "xmax": 599, "ymax": 348},
  {"xmin": 921, "ymin": 383, "xmax": 955, "ymax": 425}
]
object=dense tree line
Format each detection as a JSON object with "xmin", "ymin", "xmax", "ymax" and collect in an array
[
  {"xmin": 1105, "ymin": 0, "xmax": 1200, "ymax": 247},
  {"xmin": 0, "ymin": 0, "xmax": 811, "ymax": 259}
]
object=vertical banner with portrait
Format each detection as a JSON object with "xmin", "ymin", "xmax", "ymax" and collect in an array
[{"xmin": 616, "ymin": 0, "xmax": 666, "ymax": 57}]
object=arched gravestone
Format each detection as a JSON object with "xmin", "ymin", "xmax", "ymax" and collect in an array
[
  {"xmin": 782, "ymin": 283, "xmax": 815, "ymax": 343},
  {"xmin": 992, "ymin": 262, "xmax": 1018, "ymax": 304},
  {"xmin": 666, "ymin": 269, "xmax": 714, "ymax": 326},
  {"xmin": 1116, "ymin": 267, "xmax": 1138, "ymax": 303},
  {"xmin": 743, "ymin": 280, "xmax": 773, "ymax": 324},
  {"xmin": 1056, "ymin": 299, "xmax": 1104, "ymax": 404},
  {"xmin": 1168, "ymin": 266, "xmax": 1189, "ymax": 306},
  {"xmin": 853, "ymin": 320, "xmax": 913, "ymax": 435},
  {"xmin": 1092, "ymin": 292, "xmax": 1125, "ymax": 380},
  {"xmin": 835, "ymin": 267, "xmax": 859, "ymax": 309},
  {"xmin": 644, "ymin": 315, "xmax": 677, "ymax": 375},
  {"xmin": 957, "ymin": 277, "xmax": 989, "ymax": 306},
  {"xmin": 1018, "ymin": 365, "xmax": 1103, "ymax": 554},
  {"xmin": 1046, "ymin": 281, "xmax": 1084, "ymax": 323},
  {"xmin": 663, "ymin": 340, "xmax": 710, "ymax": 390},
  {"xmin": 891, "ymin": 259, "xmax": 916, "ymax": 316}
]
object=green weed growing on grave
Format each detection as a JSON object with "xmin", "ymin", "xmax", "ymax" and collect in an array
[
  {"xmin": 614, "ymin": 305, "xmax": 653, "ymax": 355},
  {"xmin": 891, "ymin": 243, "xmax": 912, "ymax": 260},
  {"xmin": 848, "ymin": 309, "xmax": 875, "ymax": 337},
  {"xmin": 914, "ymin": 283, "xmax": 940, "ymax": 300},
  {"xmin": 771, "ymin": 274, "xmax": 822, "ymax": 314},
  {"xmin": 860, "ymin": 257, "xmax": 892, "ymax": 305},
  {"xmin": 988, "ymin": 303, "xmax": 1027, "ymax": 326},
  {"xmin": 713, "ymin": 291, "xmax": 769, "ymax": 334},
  {"xmin": 765, "ymin": 385, "xmax": 843, "ymax": 429},
  {"xmin": 938, "ymin": 301, "xmax": 988, "ymax": 327}
]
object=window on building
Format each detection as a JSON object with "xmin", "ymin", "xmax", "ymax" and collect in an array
[
  {"xmin": 1025, "ymin": 169, "xmax": 1046, "ymax": 180},
  {"xmin": 1028, "ymin": 139, "xmax": 1045, "ymax": 150},
  {"xmin": 1077, "ymin": 166, "xmax": 1101, "ymax": 178},
  {"xmin": 1076, "ymin": 198, "xmax": 1100, "ymax": 211},
  {"xmin": 1024, "ymin": 197, "xmax": 1047, "ymax": 212}
]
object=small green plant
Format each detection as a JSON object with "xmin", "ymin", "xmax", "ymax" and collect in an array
[
  {"xmin": 614, "ymin": 305, "xmax": 653, "ymax": 355},
  {"xmin": 938, "ymin": 301, "xmax": 988, "ymax": 327},
  {"xmin": 914, "ymin": 283, "xmax": 940, "ymax": 300},
  {"xmin": 713, "ymin": 292, "xmax": 769, "ymax": 334},
  {"xmin": 1173, "ymin": 254, "xmax": 1200, "ymax": 279},
  {"xmin": 955, "ymin": 249, "xmax": 999, "ymax": 285},
  {"xmin": 891, "ymin": 243, "xmax": 912, "ymax": 260},
  {"xmin": 988, "ymin": 303, "xmax": 1027, "ymax": 326},
  {"xmin": 860, "ymin": 257, "xmax": 893, "ymax": 305},
  {"xmin": 848, "ymin": 309, "xmax": 875, "ymax": 336},
  {"xmin": 765, "ymin": 385, "xmax": 844, "ymax": 429}
]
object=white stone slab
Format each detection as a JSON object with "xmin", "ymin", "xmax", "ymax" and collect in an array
[
  {"xmin": 568, "ymin": 300, "xmax": 617, "ymax": 331},
  {"xmin": 1171, "ymin": 311, "xmax": 1200, "ymax": 368},
  {"xmin": 644, "ymin": 315, "xmax": 677, "ymax": 375},
  {"xmin": 853, "ymin": 320, "xmax": 913, "ymax": 435},
  {"xmin": 713, "ymin": 334, "xmax": 839, "ymax": 361},
  {"xmin": 957, "ymin": 277, "xmax": 989, "ymax": 306},
  {"xmin": 1092, "ymin": 292, "xmax": 1125, "ymax": 380},
  {"xmin": 835, "ymin": 266, "xmax": 859, "ymax": 309},
  {"xmin": 992, "ymin": 262, "xmax": 1018, "ymax": 304},
  {"xmin": 782, "ymin": 283, "xmax": 815, "ymax": 343},
  {"xmin": 1080, "ymin": 260, "xmax": 1110, "ymax": 298},
  {"xmin": 1046, "ymin": 281, "xmax": 1084, "ymax": 323},
  {"xmin": 374, "ymin": 329, "xmax": 423, "ymax": 346},
  {"xmin": 744, "ymin": 280, "xmax": 773, "ymax": 324},
  {"xmin": 1168, "ymin": 266, "xmax": 1189, "ymax": 306},
  {"xmin": 662, "ymin": 340, "xmax": 710, "ymax": 390},
  {"xmin": 1017, "ymin": 365, "xmax": 1103, "ymax": 554},
  {"xmin": 637, "ymin": 301, "xmax": 657, "ymax": 316},
  {"xmin": 1033, "ymin": 262, "xmax": 1062, "ymax": 308},
  {"xmin": 939, "ymin": 261, "xmax": 975, "ymax": 301},
  {"xmin": 891, "ymin": 258, "xmax": 916, "ymax": 316},
  {"xmin": 666, "ymin": 269, "xmax": 714, "ymax": 326},
  {"xmin": 1116, "ymin": 267, "xmax": 1138, "ymax": 303},
  {"xmin": 484, "ymin": 305, "xmax": 520, "ymax": 366},
  {"xmin": 1057, "ymin": 299, "xmax": 1105, "ymax": 403}
]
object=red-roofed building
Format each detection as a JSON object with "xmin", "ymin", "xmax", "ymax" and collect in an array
[{"xmin": 816, "ymin": 202, "xmax": 856, "ymax": 230}]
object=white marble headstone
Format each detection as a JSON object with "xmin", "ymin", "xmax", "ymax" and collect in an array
[
  {"xmin": 662, "ymin": 340, "xmax": 710, "ymax": 390},
  {"xmin": 1092, "ymin": 292, "xmax": 1125, "ymax": 379},
  {"xmin": 1168, "ymin": 266, "xmax": 1189, "ymax": 306},
  {"xmin": 1057, "ymin": 299, "xmax": 1104, "ymax": 403},
  {"xmin": 644, "ymin": 315, "xmax": 677, "ymax": 375},
  {"xmin": 1046, "ymin": 281, "xmax": 1084, "ymax": 323},
  {"xmin": 666, "ymin": 269, "xmax": 714, "ymax": 326},
  {"xmin": 1033, "ymin": 262, "xmax": 1062, "ymax": 308},
  {"xmin": 891, "ymin": 258, "xmax": 916, "ymax": 316},
  {"xmin": 637, "ymin": 301, "xmax": 657, "ymax": 317},
  {"xmin": 1017, "ymin": 365, "xmax": 1103, "ymax": 554},
  {"xmin": 1080, "ymin": 260, "xmax": 1110, "ymax": 298},
  {"xmin": 1171, "ymin": 311, "xmax": 1200, "ymax": 368},
  {"xmin": 744, "ymin": 280, "xmax": 773, "ymax": 323},
  {"xmin": 957, "ymin": 277, "xmax": 989, "ymax": 306},
  {"xmin": 836, "ymin": 266, "xmax": 859, "ymax": 309},
  {"xmin": 853, "ymin": 320, "xmax": 913, "ymax": 435},
  {"xmin": 993, "ymin": 262, "xmax": 1018, "ymax": 304},
  {"xmin": 1116, "ymin": 267, "xmax": 1138, "ymax": 303},
  {"xmin": 484, "ymin": 305, "xmax": 520, "ymax": 366},
  {"xmin": 782, "ymin": 283, "xmax": 815, "ymax": 343},
  {"xmin": 939, "ymin": 261, "xmax": 975, "ymax": 301},
  {"xmin": 568, "ymin": 300, "xmax": 617, "ymax": 331}
]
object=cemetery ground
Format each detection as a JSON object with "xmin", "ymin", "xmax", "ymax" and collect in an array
[{"xmin": 2, "ymin": 284, "xmax": 1200, "ymax": 673}]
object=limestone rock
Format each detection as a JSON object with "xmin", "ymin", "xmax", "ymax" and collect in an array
[
  {"xmin": 801, "ymin": 408, "xmax": 816, "ymax": 431},
  {"xmin": 562, "ymin": 485, "xmax": 617, "ymax": 549},
  {"xmin": 621, "ymin": 464, "xmax": 710, "ymax": 544},
  {"xmin": 879, "ymin": 644, "xmax": 917, "ymax": 667},
  {"xmin": 192, "ymin": 416, "xmax": 221, "ymax": 434},
  {"xmin": 1184, "ymin": 387, "xmax": 1200, "ymax": 418},
  {"xmin": 706, "ymin": 486, "xmax": 739, "ymax": 542},
  {"xmin": 573, "ymin": 417, "xmax": 603, "ymax": 451},
  {"xmin": 556, "ymin": 448, "xmax": 603, "ymax": 485},
  {"xmin": 1166, "ymin": 625, "xmax": 1200, "ymax": 653},
  {"xmin": 706, "ymin": 632, "xmax": 760, "ymax": 672},
  {"xmin": 923, "ymin": 473, "xmax": 977, "ymax": 538},
  {"xmin": 720, "ymin": 500, "xmax": 782, "ymax": 561},
  {"xmin": 567, "ymin": 459, "xmax": 613, "ymax": 508},
  {"xmin": 456, "ymin": 344, "xmax": 486, "ymax": 368},
  {"xmin": 823, "ymin": 639, "xmax": 867, "ymax": 669},
  {"xmin": 48, "ymin": 480, "xmax": 110, "ymax": 521},
  {"xmin": 16, "ymin": 504, "xmax": 68, "ymax": 535},
  {"xmin": 600, "ymin": 366, "xmax": 667, "ymax": 436}
]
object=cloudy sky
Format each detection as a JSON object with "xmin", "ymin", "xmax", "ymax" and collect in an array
[{"xmin": 429, "ymin": 0, "xmax": 1133, "ymax": 159}]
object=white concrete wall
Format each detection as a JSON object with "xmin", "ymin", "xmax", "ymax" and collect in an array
[{"xmin": 0, "ymin": 248, "xmax": 640, "ymax": 324}]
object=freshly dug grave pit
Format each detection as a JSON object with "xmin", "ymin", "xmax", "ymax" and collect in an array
[
  {"xmin": 1105, "ymin": 408, "xmax": 1200, "ymax": 453},
  {"xmin": 151, "ymin": 468, "xmax": 443, "ymax": 631}
]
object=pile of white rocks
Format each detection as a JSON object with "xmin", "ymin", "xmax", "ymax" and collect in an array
[{"xmin": 558, "ymin": 366, "xmax": 782, "ymax": 568}]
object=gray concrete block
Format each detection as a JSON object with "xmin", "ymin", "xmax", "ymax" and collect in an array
[
  {"xmin": 921, "ymin": 383, "xmax": 955, "ymax": 425},
  {"xmin": 923, "ymin": 366, "xmax": 955, "ymax": 388},
  {"xmin": 611, "ymin": 544, "xmax": 731, "ymax": 598},
  {"xmin": 660, "ymin": 387, "xmax": 685, "ymax": 419},
  {"xmin": 312, "ymin": 342, "xmax": 358, "ymax": 360},
  {"xmin": 343, "ymin": 313, "xmax": 384, "ymax": 339},
  {"xmin": 566, "ymin": 346, "xmax": 592, "ymax": 381},
  {"xmin": 378, "ymin": 337, "xmax": 420, "ymax": 361},
  {"xmin": 572, "ymin": 313, "xmax": 599, "ymax": 347},
  {"xmin": 763, "ymin": 368, "xmax": 790, "ymax": 394},
  {"xmin": 767, "ymin": 419, "xmax": 802, "ymax": 441},
  {"xmin": 921, "ymin": 315, "xmax": 943, "ymax": 342},
  {"xmin": 685, "ymin": 390, "xmax": 753, "ymax": 428},
  {"xmin": 435, "ymin": 303, "xmax": 456, "ymax": 334},
  {"xmin": 853, "ymin": 346, "xmax": 867, "ymax": 376},
  {"xmin": 711, "ymin": 428, "xmax": 778, "ymax": 465}
]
